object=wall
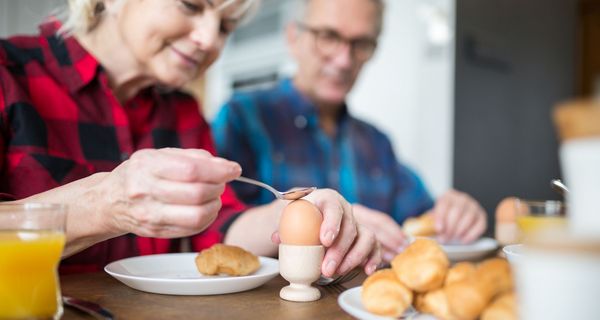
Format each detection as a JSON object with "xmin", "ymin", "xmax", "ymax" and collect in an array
[
  {"xmin": 349, "ymin": 0, "xmax": 454, "ymax": 197},
  {"xmin": 454, "ymin": 0, "xmax": 577, "ymax": 226}
]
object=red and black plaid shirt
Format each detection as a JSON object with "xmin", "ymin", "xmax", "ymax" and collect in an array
[{"xmin": 0, "ymin": 20, "xmax": 246, "ymax": 273}]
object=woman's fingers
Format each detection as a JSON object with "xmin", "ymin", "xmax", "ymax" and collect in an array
[
  {"xmin": 108, "ymin": 148, "xmax": 239, "ymax": 237},
  {"xmin": 143, "ymin": 148, "xmax": 241, "ymax": 183},
  {"xmin": 124, "ymin": 199, "xmax": 222, "ymax": 238}
]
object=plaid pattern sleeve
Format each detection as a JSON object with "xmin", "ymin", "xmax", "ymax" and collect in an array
[
  {"xmin": 213, "ymin": 78, "xmax": 434, "ymax": 223},
  {"xmin": 0, "ymin": 21, "xmax": 245, "ymax": 273}
]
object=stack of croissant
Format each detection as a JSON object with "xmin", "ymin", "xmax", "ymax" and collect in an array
[{"xmin": 361, "ymin": 238, "xmax": 517, "ymax": 320}]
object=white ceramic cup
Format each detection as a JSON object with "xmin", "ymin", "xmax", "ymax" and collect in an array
[
  {"xmin": 560, "ymin": 137, "xmax": 600, "ymax": 237},
  {"xmin": 512, "ymin": 245, "xmax": 600, "ymax": 320},
  {"xmin": 278, "ymin": 244, "xmax": 324, "ymax": 302}
]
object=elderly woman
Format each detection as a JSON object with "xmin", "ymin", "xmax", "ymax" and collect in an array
[{"xmin": 0, "ymin": 0, "xmax": 380, "ymax": 277}]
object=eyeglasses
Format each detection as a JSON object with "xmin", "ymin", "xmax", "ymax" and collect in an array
[{"xmin": 296, "ymin": 22, "xmax": 377, "ymax": 62}]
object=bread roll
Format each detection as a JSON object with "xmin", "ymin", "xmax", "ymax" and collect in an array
[
  {"xmin": 445, "ymin": 258, "xmax": 513, "ymax": 320},
  {"xmin": 415, "ymin": 289, "xmax": 458, "ymax": 320},
  {"xmin": 475, "ymin": 258, "xmax": 513, "ymax": 294},
  {"xmin": 481, "ymin": 292, "xmax": 517, "ymax": 320},
  {"xmin": 444, "ymin": 279, "xmax": 491, "ymax": 320},
  {"xmin": 361, "ymin": 269, "xmax": 413, "ymax": 318},
  {"xmin": 403, "ymin": 212, "xmax": 436, "ymax": 237},
  {"xmin": 195, "ymin": 244, "xmax": 260, "ymax": 276},
  {"xmin": 444, "ymin": 262, "xmax": 476, "ymax": 286},
  {"xmin": 391, "ymin": 238, "xmax": 449, "ymax": 292}
]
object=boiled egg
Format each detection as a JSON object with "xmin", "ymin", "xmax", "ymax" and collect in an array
[
  {"xmin": 495, "ymin": 196, "xmax": 519, "ymax": 245},
  {"xmin": 279, "ymin": 199, "xmax": 322, "ymax": 245}
]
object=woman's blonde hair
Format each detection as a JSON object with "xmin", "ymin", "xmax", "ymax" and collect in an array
[{"xmin": 60, "ymin": 0, "xmax": 261, "ymax": 35}]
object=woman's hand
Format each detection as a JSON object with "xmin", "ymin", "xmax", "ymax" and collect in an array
[
  {"xmin": 101, "ymin": 148, "xmax": 241, "ymax": 238},
  {"xmin": 273, "ymin": 189, "xmax": 382, "ymax": 278}
]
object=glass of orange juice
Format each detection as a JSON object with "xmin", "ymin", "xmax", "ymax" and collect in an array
[
  {"xmin": 515, "ymin": 199, "xmax": 567, "ymax": 242},
  {"xmin": 0, "ymin": 203, "xmax": 67, "ymax": 320}
]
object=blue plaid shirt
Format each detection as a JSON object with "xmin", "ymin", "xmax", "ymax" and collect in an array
[{"xmin": 212, "ymin": 79, "xmax": 434, "ymax": 223}]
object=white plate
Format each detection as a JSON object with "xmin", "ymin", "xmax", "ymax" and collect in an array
[
  {"xmin": 441, "ymin": 237, "xmax": 498, "ymax": 261},
  {"xmin": 104, "ymin": 253, "xmax": 278, "ymax": 295},
  {"xmin": 338, "ymin": 287, "xmax": 435, "ymax": 320}
]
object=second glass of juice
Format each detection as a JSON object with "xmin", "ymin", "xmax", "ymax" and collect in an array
[{"xmin": 515, "ymin": 199, "xmax": 566, "ymax": 242}]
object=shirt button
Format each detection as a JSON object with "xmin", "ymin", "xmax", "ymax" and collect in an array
[
  {"xmin": 294, "ymin": 115, "xmax": 307, "ymax": 129},
  {"xmin": 120, "ymin": 152, "xmax": 130, "ymax": 161}
]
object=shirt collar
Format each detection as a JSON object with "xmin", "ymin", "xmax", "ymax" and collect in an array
[
  {"xmin": 39, "ymin": 19, "xmax": 102, "ymax": 94},
  {"xmin": 279, "ymin": 78, "xmax": 350, "ymax": 129}
]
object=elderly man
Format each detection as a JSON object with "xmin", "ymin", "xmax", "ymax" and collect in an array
[{"xmin": 213, "ymin": 0, "xmax": 487, "ymax": 262}]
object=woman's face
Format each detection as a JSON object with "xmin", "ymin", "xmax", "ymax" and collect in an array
[{"xmin": 113, "ymin": 0, "xmax": 243, "ymax": 87}]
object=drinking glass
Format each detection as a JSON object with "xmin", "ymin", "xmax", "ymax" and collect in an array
[
  {"xmin": 515, "ymin": 199, "xmax": 566, "ymax": 242},
  {"xmin": 0, "ymin": 203, "xmax": 67, "ymax": 320}
]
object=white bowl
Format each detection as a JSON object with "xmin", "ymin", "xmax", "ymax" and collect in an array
[{"xmin": 502, "ymin": 244, "xmax": 524, "ymax": 264}]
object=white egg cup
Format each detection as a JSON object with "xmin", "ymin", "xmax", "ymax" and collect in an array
[{"xmin": 278, "ymin": 244, "xmax": 324, "ymax": 302}]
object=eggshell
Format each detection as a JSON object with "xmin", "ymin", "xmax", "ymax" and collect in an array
[
  {"xmin": 495, "ymin": 197, "xmax": 519, "ymax": 223},
  {"xmin": 279, "ymin": 199, "xmax": 322, "ymax": 245},
  {"xmin": 495, "ymin": 197, "xmax": 519, "ymax": 245}
]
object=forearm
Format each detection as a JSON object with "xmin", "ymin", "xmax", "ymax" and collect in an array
[
  {"xmin": 224, "ymin": 200, "xmax": 287, "ymax": 257},
  {"xmin": 15, "ymin": 172, "xmax": 123, "ymax": 257}
]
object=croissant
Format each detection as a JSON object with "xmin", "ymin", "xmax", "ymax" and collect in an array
[
  {"xmin": 403, "ymin": 212, "xmax": 436, "ymax": 237},
  {"xmin": 361, "ymin": 269, "xmax": 413, "ymax": 318},
  {"xmin": 445, "ymin": 258, "xmax": 513, "ymax": 320},
  {"xmin": 475, "ymin": 258, "xmax": 513, "ymax": 294},
  {"xmin": 391, "ymin": 238, "xmax": 449, "ymax": 292},
  {"xmin": 415, "ymin": 289, "xmax": 459, "ymax": 320},
  {"xmin": 481, "ymin": 292, "xmax": 518, "ymax": 320},
  {"xmin": 444, "ymin": 262, "xmax": 476, "ymax": 286},
  {"xmin": 195, "ymin": 244, "xmax": 260, "ymax": 276}
]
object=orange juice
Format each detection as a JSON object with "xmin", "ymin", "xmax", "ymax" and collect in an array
[
  {"xmin": 516, "ymin": 215, "xmax": 567, "ymax": 241},
  {"xmin": 0, "ymin": 230, "xmax": 65, "ymax": 319}
]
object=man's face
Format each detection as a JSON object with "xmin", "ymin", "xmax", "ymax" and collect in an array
[{"xmin": 289, "ymin": 0, "xmax": 380, "ymax": 105}]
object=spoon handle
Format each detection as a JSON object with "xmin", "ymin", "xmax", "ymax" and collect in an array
[{"xmin": 235, "ymin": 176, "xmax": 282, "ymax": 199}]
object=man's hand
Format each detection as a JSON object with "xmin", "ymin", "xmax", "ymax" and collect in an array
[
  {"xmin": 432, "ymin": 189, "xmax": 487, "ymax": 243},
  {"xmin": 352, "ymin": 204, "xmax": 407, "ymax": 263}
]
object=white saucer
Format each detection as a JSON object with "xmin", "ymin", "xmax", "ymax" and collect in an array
[{"xmin": 104, "ymin": 252, "xmax": 278, "ymax": 295}]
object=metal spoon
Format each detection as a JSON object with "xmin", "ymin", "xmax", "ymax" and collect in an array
[
  {"xmin": 551, "ymin": 179, "xmax": 569, "ymax": 196},
  {"xmin": 234, "ymin": 176, "xmax": 316, "ymax": 200}
]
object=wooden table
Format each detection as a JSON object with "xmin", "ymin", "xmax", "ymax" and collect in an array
[{"xmin": 60, "ymin": 272, "xmax": 365, "ymax": 319}]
